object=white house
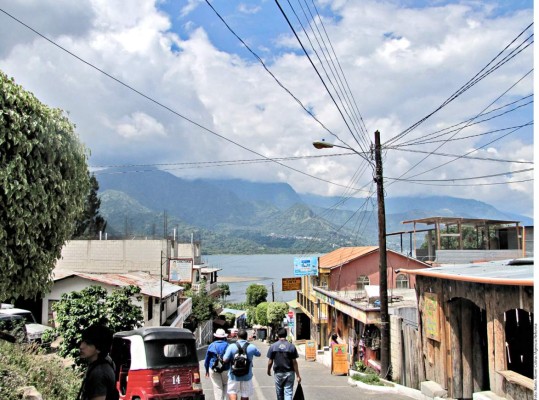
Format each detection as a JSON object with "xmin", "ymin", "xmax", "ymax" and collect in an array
[{"xmin": 44, "ymin": 271, "xmax": 185, "ymax": 328}]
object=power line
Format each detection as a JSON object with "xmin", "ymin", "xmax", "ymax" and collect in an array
[
  {"xmin": 390, "ymin": 178, "xmax": 533, "ymax": 187},
  {"xmin": 394, "ymin": 97, "xmax": 533, "ymax": 148},
  {"xmin": 274, "ymin": 0, "xmax": 373, "ymax": 162},
  {"xmin": 389, "ymin": 147, "xmax": 533, "ymax": 165},
  {"xmin": 201, "ymin": 0, "xmax": 360, "ymax": 158},
  {"xmin": 387, "ymin": 167, "xmax": 533, "ymax": 182},
  {"xmin": 0, "ymin": 7, "xmax": 368, "ymax": 193},
  {"xmin": 385, "ymin": 22, "xmax": 533, "ymax": 147}
]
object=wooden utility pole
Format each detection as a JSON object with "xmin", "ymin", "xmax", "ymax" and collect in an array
[
  {"xmin": 374, "ymin": 130, "xmax": 390, "ymax": 378},
  {"xmin": 271, "ymin": 281, "xmax": 275, "ymax": 302}
]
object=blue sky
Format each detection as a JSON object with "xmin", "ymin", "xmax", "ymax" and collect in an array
[{"xmin": 0, "ymin": 0, "xmax": 534, "ymax": 216}]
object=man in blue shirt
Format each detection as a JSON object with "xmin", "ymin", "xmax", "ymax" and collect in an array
[
  {"xmin": 267, "ymin": 328, "xmax": 302, "ymax": 400},
  {"xmin": 223, "ymin": 329, "xmax": 261, "ymax": 400},
  {"xmin": 204, "ymin": 329, "xmax": 230, "ymax": 400}
]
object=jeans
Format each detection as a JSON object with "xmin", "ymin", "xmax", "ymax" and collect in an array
[{"xmin": 274, "ymin": 371, "xmax": 295, "ymax": 400}]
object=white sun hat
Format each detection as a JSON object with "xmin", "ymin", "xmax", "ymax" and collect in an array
[{"xmin": 214, "ymin": 328, "xmax": 227, "ymax": 338}]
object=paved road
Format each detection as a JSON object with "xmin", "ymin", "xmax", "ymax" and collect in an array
[{"xmin": 198, "ymin": 339, "xmax": 414, "ymax": 400}]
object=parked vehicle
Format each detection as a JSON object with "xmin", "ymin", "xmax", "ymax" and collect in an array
[
  {"xmin": 0, "ymin": 308, "xmax": 51, "ymax": 343},
  {"xmin": 110, "ymin": 327, "xmax": 205, "ymax": 400}
]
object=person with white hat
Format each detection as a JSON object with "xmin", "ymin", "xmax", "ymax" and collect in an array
[{"xmin": 204, "ymin": 328, "xmax": 230, "ymax": 400}]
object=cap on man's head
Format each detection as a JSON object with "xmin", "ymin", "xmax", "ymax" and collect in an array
[{"xmin": 81, "ymin": 325, "xmax": 113, "ymax": 356}]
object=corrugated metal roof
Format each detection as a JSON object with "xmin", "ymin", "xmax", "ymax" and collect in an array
[
  {"xmin": 54, "ymin": 271, "xmax": 184, "ymax": 297},
  {"xmin": 400, "ymin": 258, "xmax": 533, "ymax": 286},
  {"xmin": 201, "ymin": 267, "xmax": 221, "ymax": 273},
  {"xmin": 401, "ymin": 216, "xmax": 520, "ymax": 226},
  {"xmin": 319, "ymin": 246, "xmax": 378, "ymax": 268}
]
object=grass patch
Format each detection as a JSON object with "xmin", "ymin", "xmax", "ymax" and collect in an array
[
  {"xmin": 0, "ymin": 341, "xmax": 81, "ymax": 400},
  {"xmin": 351, "ymin": 372, "xmax": 386, "ymax": 386}
]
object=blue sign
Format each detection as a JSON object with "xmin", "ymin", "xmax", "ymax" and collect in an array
[{"xmin": 293, "ymin": 257, "xmax": 319, "ymax": 276}]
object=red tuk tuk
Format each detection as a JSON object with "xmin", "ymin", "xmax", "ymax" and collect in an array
[{"xmin": 110, "ymin": 327, "xmax": 205, "ymax": 400}]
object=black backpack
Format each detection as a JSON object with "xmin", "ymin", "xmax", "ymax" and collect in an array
[{"xmin": 231, "ymin": 342, "xmax": 250, "ymax": 377}]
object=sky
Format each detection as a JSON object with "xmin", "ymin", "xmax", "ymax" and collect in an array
[{"xmin": 0, "ymin": 0, "xmax": 534, "ymax": 217}]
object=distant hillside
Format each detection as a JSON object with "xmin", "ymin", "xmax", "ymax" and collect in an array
[{"xmin": 95, "ymin": 170, "xmax": 532, "ymax": 254}]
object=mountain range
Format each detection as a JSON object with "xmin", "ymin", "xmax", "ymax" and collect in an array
[{"xmin": 96, "ymin": 169, "xmax": 532, "ymax": 254}]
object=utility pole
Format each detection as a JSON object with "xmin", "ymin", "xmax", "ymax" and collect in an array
[
  {"xmin": 271, "ymin": 282, "xmax": 275, "ymax": 302},
  {"xmin": 374, "ymin": 130, "xmax": 390, "ymax": 378}
]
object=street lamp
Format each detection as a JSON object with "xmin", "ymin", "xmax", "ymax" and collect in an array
[{"xmin": 312, "ymin": 131, "xmax": 391, "ymax": 378}]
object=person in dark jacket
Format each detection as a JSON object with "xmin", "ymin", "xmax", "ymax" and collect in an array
[
  {"xmin": 267, "ymin": 328, "xmax": 301, "ymax": 400},
  {"xmin": 77, "ymin": 324, "xmax": 118, "ymax": 400},
  {"xmin": 204, "ymin": 329, "xmax": 230, "ymax": 400}
]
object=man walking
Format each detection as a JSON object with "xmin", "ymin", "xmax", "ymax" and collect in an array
[
  {"xmin": 204, "ymin": 329, "xmax": 230, "ymax": 400},
  {"xmin": 223, "ymin": 329, "xmax": 261, "ymax": 400},
  {"xmin": 267, "ymin": 328, "xmax": 301, "ymax": 400}
]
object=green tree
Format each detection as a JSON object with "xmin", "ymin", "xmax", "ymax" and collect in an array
[
  {"xmin": 0, "ymin": 71, "xmax": 90, "ymax": 300},
  {"xmin": 52, "ymin": 285, "xmax": 143, "ymax": 361},
  {"xmin": 267, "ymin": 302, "xmax": 288, "ymax": 327},
  {"xmin": 246, "ymin": 284, "xmax": 268, "ymax": 307},
  {"xmin": 73, "ymin": 174, "xmax": 107, "ymax": 239},
  {"xmin": 187, "ymin": 282, "xmax": 217, "ymax": 324},
  {"xmin": 255, "ymin": 302, "xmax": 268, "ymax": 326},
  {"xmin": 218, "ymin": 283, "xmax": 231, "ymax": 304}
]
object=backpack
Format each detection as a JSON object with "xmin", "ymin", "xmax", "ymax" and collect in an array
[
  {"xmin": 231, "ymin": 342, "xmax": 250, "ymax": 377},
  {"xmin": 211, "ymin": 353, "xmax": 226, "ymax": 373}
]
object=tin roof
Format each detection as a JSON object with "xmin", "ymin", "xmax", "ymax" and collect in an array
[
  {"xmin": 54, "ymin": 271, "xmax": 184, "ymax": 297},
  {"xmin": 319, "ymin": 246, "xmax": 378, "ymax": 268},
  {"xmin": 399, "ymin": 258, "xmax": 533, "ymax": 286},
  {"xmin": 401, "ymin": 216, "xmax": 520, "ymax": 226}
]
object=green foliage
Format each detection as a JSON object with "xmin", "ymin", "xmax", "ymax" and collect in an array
[
  {"xmin": 246, "ymin": 284, "xmax": 267, "ymax": 307},
  {"xmin": 351, "ymin": 372, "xmax": 386, "ymax": 386},
  {"xmin": 267, "ymin": 302, "xmax": 288, "ymax": 326},
  {"xmin": 0, "ymin": 71, "xmax": 90, "ymax": 300},
  {"xmin": 353, "ymin": 361, "xmax": 368, "ymax": 372},
  {"xmin": 72, "ymin": 174, "xmax": 107, "ymax": 239},
  {"xmin": 187, "ymin": 282, "xmax": 217, "ymax": 324},
  {"xmin": 223, "ymin": 312, "xmax": 235, "ymax": 326},
  {"xmin": 0, "ymin": 341, "xmax": 81, "ymax": 400},
  {"xmin": 218, "ymin": 283, "xmax": 231, "ymax": 304},
  {"xmin": 52, "ymin": 285, "xmax": 143, "ymax": 361},
  {"xmin": 255, "ymin": 302, "xmax": 268, "ymax": 326},
  {"xmin": 246, "ymin": 306, "xmax": 256, "ymax": 326}
]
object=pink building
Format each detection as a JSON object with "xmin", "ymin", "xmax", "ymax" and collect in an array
[{"xmin": 320, "ymin": 246, "xmax": 429, "ymax": 291}]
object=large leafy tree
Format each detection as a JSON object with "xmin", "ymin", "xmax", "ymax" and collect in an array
[
  {"xmin": 52, "ymin": 285, "xmax": 143, "ymax": 361},
  {"xmin": 267, "ymin": 302, "xmax": 288, "ymax": 327},
  {"xmin": 0, "ymin": 71, "xmax": 90, "ymax": 300},
  {"xmin": 246, "ymin": 284, "xmax": 268, "ymax": 307},
  {"xmin": 72, "ymin": 174, "xmax": 107, "ymax": 239},
  {"xmin": 187, "ymin": 282, "xmax": 217, "ymax": 324},
  {"xmin": 255, "ymin": 302, "xmax": 268, "ymax": 326}
]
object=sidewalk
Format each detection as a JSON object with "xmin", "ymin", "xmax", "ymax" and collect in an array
[{"xmin": 199, "ymin": 338, "xmax": 417, "ymax": 400}]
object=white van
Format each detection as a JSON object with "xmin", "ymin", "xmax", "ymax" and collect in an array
[{"xmin": 0, "ymin": 308, "xmax": 51, "ymax": 342}]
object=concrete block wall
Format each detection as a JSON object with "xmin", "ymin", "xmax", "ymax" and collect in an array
[
  {"xmin": 390, "ymin": 314, "xmax": 403, "ymax": 383},
  {"xmin": 55, "ymin": 240, "xmax": 169, "ymax": 275}
]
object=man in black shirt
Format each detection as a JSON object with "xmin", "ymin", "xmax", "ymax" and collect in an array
[
  {"xmin": 78, "ymin": 325, "xmax": 118, "ymax": 400},
  {"xmin": 266, "ymin": 328, "xmax": 301, "ymax": 400}
]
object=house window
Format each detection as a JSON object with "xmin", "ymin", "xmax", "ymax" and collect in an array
[
  {"xmin": 356, "ymin": 275, "xmax": 370, "ymax": 290},
  {"xmin": 504, "ymin": 308, "xmax": 533, "ymax": 378},
  {"xmin": 396, "ymin": 274, "xmax": 409, "ymax": 289},
  {"xmin": 148, "ymin": 297, "xmax": 153, "ymax": 321}
]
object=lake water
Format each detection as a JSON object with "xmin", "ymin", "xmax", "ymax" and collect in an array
[{"xmin": 203, "ymin": 254, "xmax": 299, "ymax": 304}]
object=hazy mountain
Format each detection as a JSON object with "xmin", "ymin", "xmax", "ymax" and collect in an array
[{"xmin": 95, "ymin": 170, "xmax": 532, "ymax": 254}]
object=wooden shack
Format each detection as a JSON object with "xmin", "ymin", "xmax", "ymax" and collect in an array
[{"xmin": 400, "ymin": 259, "xmax": 533, "ymax": 399}]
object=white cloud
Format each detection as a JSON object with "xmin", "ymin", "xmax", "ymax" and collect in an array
[{"xmin": 0, "ymin": 0, "xmax": 533, "ymax": 216}]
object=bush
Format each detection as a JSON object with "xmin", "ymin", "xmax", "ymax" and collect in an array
[
  {"xmin": 351, "ymin": 372, "xmax": 385, "ymax": 386},
  {"xmin": 0, "ymin": 341, "xmax": 81, "ymax": 399}
]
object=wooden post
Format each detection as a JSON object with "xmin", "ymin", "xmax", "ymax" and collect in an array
[
  {"xmin": 472, "ymin": 308, "xmax": 485, "ymax": 392},
  {"xmin": 436, "ymin": 221, "xmax": 441, "ymax": 249},
  {"xmin": 458, "ymin": 221, "xmax": 463, "ymax": 250},
  {"xmin": 449, "ymin": 300, "xmax": 463, "ymax": 398},
  {"xmin": 461, "ymin": 302, "xmax": 473, "ymax": 398}
]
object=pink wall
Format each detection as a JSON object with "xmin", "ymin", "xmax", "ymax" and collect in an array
[{"xmin": 329, "ymin": 250, "xmax": 425, "ymax": 291}]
